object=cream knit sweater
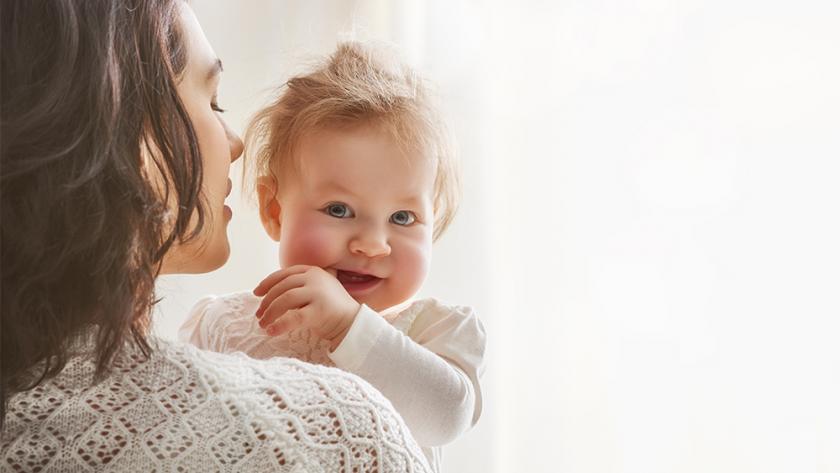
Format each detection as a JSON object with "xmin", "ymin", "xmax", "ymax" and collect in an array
[{"xmin": 1, "ymin": 334, "xmax": 431, "ymax": 472}]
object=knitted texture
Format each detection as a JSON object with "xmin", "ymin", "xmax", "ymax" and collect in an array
[
  {"xmin": 1, "ymin": 336, "xmax": 431, "ymax": 472},
  {"xmin": 181, "ymin": 292, "xmax": 486, "ymax": 473}
]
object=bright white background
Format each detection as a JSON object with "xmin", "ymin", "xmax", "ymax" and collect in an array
[{"xmin": 155, "ymin": 1, "xmax": 840, "ymax": 471}]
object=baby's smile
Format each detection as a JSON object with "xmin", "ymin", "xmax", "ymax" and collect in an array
[{"xmin": 335, "ymin": 269, "xmax": 384, "ymax": 298}]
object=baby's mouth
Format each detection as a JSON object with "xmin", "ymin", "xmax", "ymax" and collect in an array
[
  {"xmin": 336, "ymin": 270, "xmax": 380, "ymax": 284},
  {"xmin": 336, "ymin": 270, "xmax": 383, "ymax": 294}
]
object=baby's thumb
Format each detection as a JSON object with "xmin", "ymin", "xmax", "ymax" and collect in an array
[{"xmin": 324, "ymin": 267, "xmax": 338, "ymax": 277}]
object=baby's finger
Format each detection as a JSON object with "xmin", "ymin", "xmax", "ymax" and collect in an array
[
  {"xmin": 253, "ymin": 265, "xmax": 313, "ymax": 296},
  {"xmin": 265, "ymin": 307, "xmax": 306, "ymax": 337},
  {"xmin": 258, "ymin": 287, "xmax": 310, "ymax": 328},
  {"xmin": 255, "ymin": 273, "xmax": 307, "ymax": 319}
]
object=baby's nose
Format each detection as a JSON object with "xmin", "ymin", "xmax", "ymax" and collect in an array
[{"xmin": 349, "ymin": 230, "xmax": 391, "ymax": 258}]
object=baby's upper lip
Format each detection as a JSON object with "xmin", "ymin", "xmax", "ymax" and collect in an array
[
  {"xmin": 225, "ymin": 179, "xmax": 232, "ymax": 197},
  {"xmin": 335, "ymin": 268, "xmax": 383, "ymax": 279}
]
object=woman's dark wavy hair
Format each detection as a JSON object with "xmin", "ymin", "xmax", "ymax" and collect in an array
[{"xmin": 1, "ymin": 0, "xmax": 206, "ymax": 423}]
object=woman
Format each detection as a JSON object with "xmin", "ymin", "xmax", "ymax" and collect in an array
[{"xmin": 0, "ymin": 1, "xmax": 431, "ymax": 471}]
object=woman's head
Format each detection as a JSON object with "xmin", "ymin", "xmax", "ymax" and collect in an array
[
  {"xmin": 161, "ymin": 3, "xmax": 244, "ymax": 273},
  {"xmin": 1, "ymin": 0, "xmax": 241, "ymax": 412},
  {"xmin": 245, "ymin": 41, "xmax": 460, "ymax": 242}
]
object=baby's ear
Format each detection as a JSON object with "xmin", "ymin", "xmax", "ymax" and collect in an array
[{"xmin": 256, "ymin": 175, "xmax": 282, "ymax": 241}]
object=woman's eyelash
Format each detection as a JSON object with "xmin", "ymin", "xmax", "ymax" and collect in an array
[{"xmin": 211, "ymin": 99, "xmax": 226, "ymax": 113}]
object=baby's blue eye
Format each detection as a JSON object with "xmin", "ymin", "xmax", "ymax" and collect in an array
[
  {"xmin": 324, "ymin": 203, "xmax": 354, "ymax": 218},
  {"xmin": 390, "ymin": 210, "xmax": 416, "ymax": 226}
]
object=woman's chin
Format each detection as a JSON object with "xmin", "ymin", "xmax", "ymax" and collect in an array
[
  {"xmin": 200, "ymin": 242, "xmax": 231, "ymax": 273},
  {"xmin": 160, "ymin": 238, "xmax": 230, "ymax": 275}
]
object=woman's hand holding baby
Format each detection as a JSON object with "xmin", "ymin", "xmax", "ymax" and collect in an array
[{"xmin": 254, "ymin": 265, "xmax": 360, "ymax": 350}]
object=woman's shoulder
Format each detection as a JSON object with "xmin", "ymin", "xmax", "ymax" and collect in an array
[
  {"xmin": 151, "ymin": 340, "xmax": 432, "ymax": 471},
  {"xmin": 2, "ymin": 337, "xmax": 431, "ymax": 472}
]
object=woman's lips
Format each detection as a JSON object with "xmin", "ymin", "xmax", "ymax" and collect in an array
[
  {"xmin": 336, "ymin": 270, "xmax": 382, "ymax": 295},
  {"xmin": 223, "ymin": 179, "xmax": 233, "ymax": 220}
]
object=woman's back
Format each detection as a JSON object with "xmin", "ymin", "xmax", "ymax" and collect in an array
[{"xmin": 2, "ymin": 335, "xmax": 430, "ymax": 472}]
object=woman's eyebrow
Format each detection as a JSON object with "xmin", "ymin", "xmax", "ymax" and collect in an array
[{"xmin": 206, "ymin": 58, "xmax": 223, "ymax": 82}]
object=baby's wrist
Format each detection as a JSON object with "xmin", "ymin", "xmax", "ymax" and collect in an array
[{"xmin": 326, "ymin": 302, "xmax": 360, "ymax": 351}]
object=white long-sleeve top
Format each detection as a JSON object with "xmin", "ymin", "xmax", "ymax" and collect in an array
[
  {"xmin": 179, "ymin": 291, "xmax": 486, "ymax": 472},
  {"xmin": 1, "ymin": 331, "xmax": 431, "ymax": 472}
]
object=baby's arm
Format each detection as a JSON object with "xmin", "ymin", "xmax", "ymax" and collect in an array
[
  {"xmin": 179, "ymin": 294, "xmax": 251, "ymax": 352},
  {"xmin": 179, "ymin": 292, "xmax": 324, "ymax": 361},
  {"xmin": 328, "ymin": 300, "xmax": 486, "ymax": 447}
]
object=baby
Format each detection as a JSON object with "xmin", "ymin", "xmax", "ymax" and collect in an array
[{"xmin": 179, "ymin": 42, "xmax": 485, "ymax": 471}]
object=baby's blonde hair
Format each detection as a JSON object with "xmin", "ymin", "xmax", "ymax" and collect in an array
[{"xmin": 244, "ymin": 41, "xmax": 459, "ymax": 241}]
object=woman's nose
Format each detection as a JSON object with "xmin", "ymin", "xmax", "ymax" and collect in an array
[
  {"xmin": 349, "ymin": 229, "xmax": 391, "ymax": 258},
  {"xmin": 225, "ymin": 121, "xmax": 244, "ymax": 163}
]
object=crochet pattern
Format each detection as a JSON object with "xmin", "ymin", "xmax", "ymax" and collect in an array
[{"xmin": 1, "ymin": 336, "xmax": 431, "ymax": 472}]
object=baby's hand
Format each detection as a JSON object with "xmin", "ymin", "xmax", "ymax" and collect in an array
[{"xmin": 253, "ymin": 265, "xmax": 360, "ymax": 350}]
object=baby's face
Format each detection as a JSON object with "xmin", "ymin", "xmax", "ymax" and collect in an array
[{"xmin": 272, "ymin": 125, "xmax": 436, "ymax": 311}]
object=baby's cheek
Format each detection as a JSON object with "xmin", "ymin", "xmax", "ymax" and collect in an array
[
  {"xmin": 278, "ymin": 221, "xmax": 337, "ymax": 268},
  {"xmin": 393, "ymin": 238, "xmax": 432, "ymax": 297}
]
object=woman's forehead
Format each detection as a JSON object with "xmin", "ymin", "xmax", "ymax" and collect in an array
[{"xmin": 178, "ymin": 2, "xmax": 220, "ymax": 84}]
